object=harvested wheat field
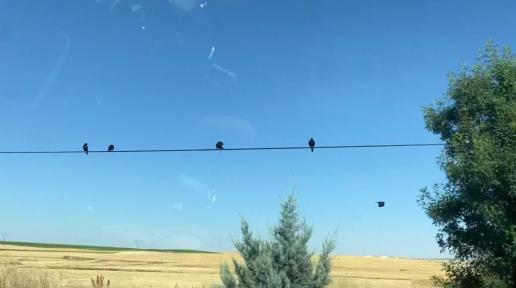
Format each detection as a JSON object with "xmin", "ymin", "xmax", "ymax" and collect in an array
[{"xmin": 0, "ymin": 243, "xmax": 444, "ymax": 288}]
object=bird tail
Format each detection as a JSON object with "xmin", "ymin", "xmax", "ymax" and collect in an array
[{"xmin": 310, "ymin": 147, "xmax": 314, "ymax": 152}]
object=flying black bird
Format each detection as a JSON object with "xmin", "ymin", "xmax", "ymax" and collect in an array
[
  {"xmin": 377, "ymin": 201, "xmax": 385, "ymax": 208},
  {"xmin": 308, "ymin": 137, "xmax": 315, "ymax": 152},
  {"xmin": 216, "ymin": 141, "xmax": 224, "ymax": 150},
  {"xmin": 82, "ymin": 143, "xmax": 89, "ymax": 155},
  {"xmin": 108, "ymin": 144, "xmax": 115, "ymax": 152}
]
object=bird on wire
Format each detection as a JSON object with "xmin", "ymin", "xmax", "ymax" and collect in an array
[
  {"xmin": 108, "ymin": 144, "xmax": 115, "ymax": 152},
  {"xmin": 82, "ymin": 143, "xmax": 89, "ymax": 155},
  {"xmin": 308, "ymin": 137, "xmax": 315, "ymax": 152},
  {"xmin": 216, "ymin": 141, "xmax": 224, "ymax": 150}
]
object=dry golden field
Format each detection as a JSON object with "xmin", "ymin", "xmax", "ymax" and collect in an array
[{"xmin": 0, "ymin": 244, "xmax": 444, "ymax": 288}]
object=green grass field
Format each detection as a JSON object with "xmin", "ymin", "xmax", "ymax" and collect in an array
[{"xmin": 0, "ymin": 241, "xmax": 215, "ymax": 254}]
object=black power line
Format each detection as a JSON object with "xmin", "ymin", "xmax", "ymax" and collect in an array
[{"xmin": 0, "ymin": 143, "xmax": 444, "ymax": 155}]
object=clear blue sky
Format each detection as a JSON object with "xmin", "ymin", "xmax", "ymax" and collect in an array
[{"xmin": 1, "ymin": 0, "xmax": 515, "ymax": 258}]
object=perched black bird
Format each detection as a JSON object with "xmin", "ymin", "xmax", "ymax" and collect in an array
[
  {"xmin": 108, "ymin": 144, "xmax": 115, "ymax": 152},
  {"xmin": 82, "ymin": 143, "xmax": 89, "ymax": 155},
  {"xmin": 308, "ymin": 137, "xmax": 315, "ymax": 152},
  {"xmin": 216, "ymin": 141, "xmax": 224, "ymax": 150},
  {"xmin": 377, "ymin": 201, "xmax": 385, "ymax": 208}
]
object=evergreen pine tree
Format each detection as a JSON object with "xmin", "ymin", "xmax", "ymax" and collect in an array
[{"xmin": 218, "ymin": 195, "xmax": 335, "ymax": 288}]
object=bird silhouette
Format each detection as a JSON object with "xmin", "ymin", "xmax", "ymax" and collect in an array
[
  {"xmin": 377, "ymin": 201, "xmax": 385, "ymax": 208},
  {"xmin": 216, "ymin": 141, "xmax": 224, "ymax": 150},
  {"xmin": 82, "ymin": 143, "xmax": 89, "ymax": 155},
  {"xmin": 308, "ymin": 137, "xmax": 315, "ymax": 152},
  {"xmin": 108, "ymin": 144, "xmax": 115, "ymax": 152}
]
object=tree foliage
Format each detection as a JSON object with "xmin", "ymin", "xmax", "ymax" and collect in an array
[
  {"xmin": 420, "ymin": 42, "xmax": 516, "ymax": 287},
  {"xmin": 218, "ymin": 195, "xmax": 336, "ymax": 288}
]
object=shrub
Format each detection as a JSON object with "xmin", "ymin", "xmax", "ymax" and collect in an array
[{"xmin": 90, "ymin": 275, "xmax": 110, "ymax": 288}]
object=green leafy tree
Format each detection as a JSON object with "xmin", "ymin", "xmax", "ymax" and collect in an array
[
  {"xmin": 218, "ymin": 195, "xmax": 336, "ymax": 288},
  {"xmin": 420, "ymin": 42, "xmax": 516, "ymax": 287}
]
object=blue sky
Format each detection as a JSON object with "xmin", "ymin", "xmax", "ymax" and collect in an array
[{"xmin": 0, "ymin": 0, "xmax": 515, "ymax": 258}]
